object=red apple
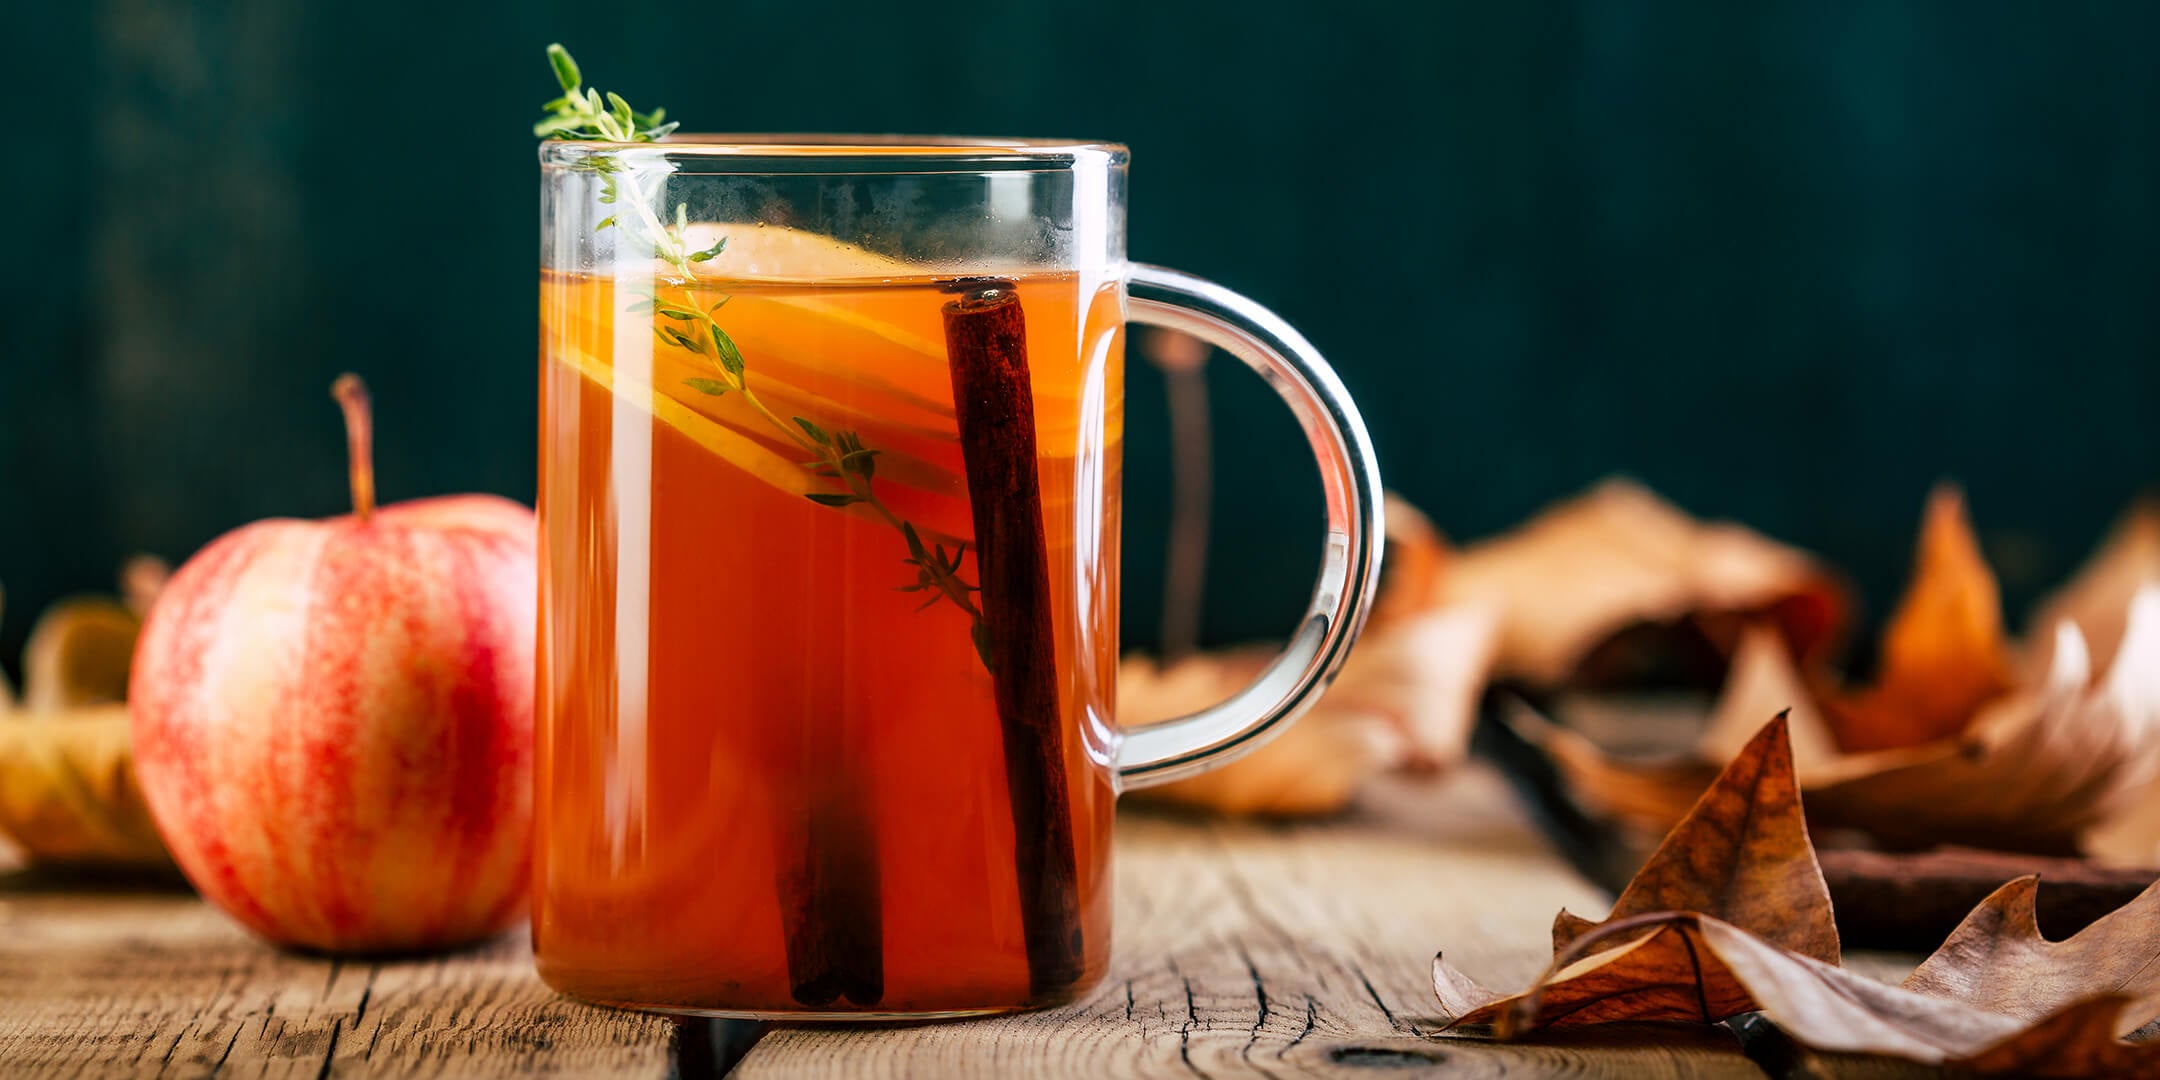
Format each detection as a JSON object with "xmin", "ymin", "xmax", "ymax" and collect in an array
[{"xmin": 130, "ymin": 375, "xmax": 536, "ymax": 954}]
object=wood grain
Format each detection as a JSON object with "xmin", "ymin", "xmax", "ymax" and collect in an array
[
  {"xmin": 0, "ymin": 767, "xmax": 1766, "ymax": 1078},
  {"xmin": 0, "ymin": 882, "xmax": 673, "ymax": 1077},
  {"xmin": 740, "ymin": 769, "xmax": 1763, "ymax": 1078}
]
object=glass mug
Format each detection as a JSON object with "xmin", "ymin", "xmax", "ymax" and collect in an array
[{"xmin": 534, "ymin": 136, "xmax": 1382, "ymax": 1019}]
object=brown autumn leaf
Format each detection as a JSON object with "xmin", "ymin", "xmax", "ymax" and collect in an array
[
  {"xmin": 1902, "ymin": 874, "xmax": 2160, "ymax": 1019},
  {"xmin": 2039, "ymin": 502, "xmax": 2160, "ymax": 866},
  {"xmin": 1523, "ymin": 485, "xmax": 2160, "ymax": 851},
  {"xmin": 0, "ymin": 706, "xmax": 167, "ymax": 865},
  {"xmin": 20, "ymin": 596, "xmax": 141, "ymax": 714},
  {"xmin": 1799, "ymin": 594, "xmax": 2160, "ymax": 851},
  {"xmin": 1543, "ymin": 588, "xmax": 2160, "ymax": 851},
  {"xmin": 1435, "ymin": 717, "xmax": 1842, "ymax": 1032},
  {"xmin": 1505, "ymin": 623, "xmax": 1836, "ymax": 835},
  {"xmin": 1121, "ymin": 495, "xmax": 1498, "ymax": 816},
  {"xmin": 1550, "ymin": 715, "xmax": 1838, "ymax": 963},
  {"xmin": 0, "ymin": 564, "xmax": 173, "ymax": 867},
  {"xmin": 1501, "ymin": 701, "xmax": 1723, "ymax": 834},
  {"xmin": 1434, "ymin": 479, "xmax": 1848, "ymax": 688},
  {"xmin": 1824, "ymin": 485, "xmax": 2016, "ymax": 753},
  {"xmin": 1954, "ymin": 995, "xmax": 2160, "ymax": 1078},
  {"xmin": 1446, "ymin": 912, "xmax": 1986, "ymax": 1042},
  {"xmin": 1433, "ymin": 713, "xmax": 2160, "ymax": 1075},
  {"xmin": 2029, "ymin": 497, "xmax": 2160, "ymax": 679},
  {"xmin": 1442, "ymin": 912, "xmax": 2160, "ymax": 1075}
]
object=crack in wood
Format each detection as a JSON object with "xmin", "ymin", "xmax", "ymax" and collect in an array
[
  {"xmin": 1168, "ymin": 957, "xmax": 1205, "ymax": 1078},
  {"xmin": 352, "ymin": 966, "xmax": 375, "ymax": 1028},
  {"xmin": 313, "ymin": 1019, "xmax": 344, "ymax": 1080},
  {"xmin": 1280, "ymin": 995, "xmax": 1319, "ymax": 1059},
  {"xmin": 1355, "ymin": 969, "xmax": 1402, "ymax": 1033},
  {"xmin": 1234, "ymin": 946, "xmax": 1287, "ymax": 1080},
  {"xmin": 1238, "ymin": 948, "xmax": 1270, "ymax": 1032},
  {"xmin": 207, "ymin": 1019, "xmax": 242, "ymax": 1077}
]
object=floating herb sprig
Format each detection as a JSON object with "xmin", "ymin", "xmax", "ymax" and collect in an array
[{"xmin": 537, "ymin": 46, "xmax": 986, "ymax": 655}]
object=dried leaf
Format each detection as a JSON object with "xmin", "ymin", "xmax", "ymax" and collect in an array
[
  {"xmin": 0, "ymin": 706, "xmax": 168, "ymax": 865},
  {"xmin": 1122, "ymin": 496, "xmax": 1497, "ymax": 816},
  {"xmin": 1443, "ymin": 912, "xmax": 2160, "ymax": 1074},
  {"xmin": 1120, "ymin": 647, "xmax": 1386, "ymax": 816},
  {"xmin": 1434, "ymin": 713, "xmax": 2160, "ymax": 1075},
  {"xmin": 1120, "ymin": 602, "xmax": 1496, "ymax": 817},
  {"xmin": 1539, "ymin": 584, "xmax": 2160, "ymax": 852},
  {"xmin": 21, "ymin": 597, "xmax": 141, "ymax": 713},
  {"xmin": 0, "ymin": 563, "xmax": 173, "ymax": 867},
  {"xmin": 1436, "ymin": 480, "xmax": 1847, "ymax": 687},
  {"xmin": 1824, "ymin": 486, "xmax": 2015, "ymax": 753},
  {"xmin": 1804, "ymin": 589, "xmax": 2160, "ymax": 850},
  {"xmin": 2029, "ymin": 498, "xmax": 2160, "ymax": 680},
  {"xmin": 1439, "ymin": 914, "xmax": 1765, "ymax": 1033},
  {"xmin": 1369, "ymin": 492, "xmax": 1448, "ymax": 626},
  {"xmin": 1504, "ymin": 702, "xmax": 1722, "ymax": 833},
  {"xmin": 1552, "ymin": 716, "xmax": 1838, "ymax": 964},
  {"xmin": 1955, "ymin": 995, "xmax": 2160, "ymax": 1078},
  {"xmin": 1696, "ymin": 624, "xmax": 1838, "ymax": 769},
  {"xmin": 1902, "ymin": 875, "xmax": 2160, "ymax": 1021}
]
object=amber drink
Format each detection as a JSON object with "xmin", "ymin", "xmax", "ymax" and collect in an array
[{"xmin": 538, "ymin": 254, "xmax": 1124, "ymax": 1014}]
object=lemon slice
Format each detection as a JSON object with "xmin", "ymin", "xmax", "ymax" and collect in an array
[
  {"xmin": 553, "ymin": 345, "xmax": 832, "ymax": 505},
  {"xmin": 552, "ymin": 347, "xmax": 972, "ymax": 541},
  {"xmin": 676, "ymin": 223, "xmax": 911, "ymax": 281}
]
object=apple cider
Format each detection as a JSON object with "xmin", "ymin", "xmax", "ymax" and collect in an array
[{"xmin": 534, "ymin": 246, "xmax": 1124, "ymax": 1016}]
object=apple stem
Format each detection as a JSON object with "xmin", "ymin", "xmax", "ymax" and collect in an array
[{"xmin": 331, "ymin": 374, "xmax": 376, "ymax": 523}]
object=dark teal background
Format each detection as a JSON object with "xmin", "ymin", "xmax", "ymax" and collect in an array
[{"xmin": 4, "ymin": 1, "xmax": 2156, "ymax": 675}]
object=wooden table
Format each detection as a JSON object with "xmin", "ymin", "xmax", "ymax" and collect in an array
[{"xmin": 0, "ymin": 767, "xmax": 1773, "ymax": 1078}]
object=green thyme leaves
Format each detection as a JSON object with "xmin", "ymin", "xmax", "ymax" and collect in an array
[
  {"xmin": 547, "ymin": 44, "xmax": 581, "ymax": 95},
  {"xmin": 689, "ymin": 236, "xmax": 728, "ymax": 263},
  {"xmin": 534, "ymin": 44, "xmax": 676, "ymax": 142}
]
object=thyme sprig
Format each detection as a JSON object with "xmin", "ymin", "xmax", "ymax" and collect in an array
[
  {"xmin": 532, "ymin": 44, "xmax": 677, "ymax": 142},
  {"xmin": 539, "ymin": 45, "xmax": 986, "ymax": 652}
]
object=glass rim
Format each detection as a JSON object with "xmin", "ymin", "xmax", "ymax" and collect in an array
[{"xmin": 539, "ymin": 134, "xmax": 1129, "ymax": 174}]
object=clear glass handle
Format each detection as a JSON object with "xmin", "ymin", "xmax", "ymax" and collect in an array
[{"xmin": 1116, "ymin": 264, "xmax": 1386, "ymax": 788}]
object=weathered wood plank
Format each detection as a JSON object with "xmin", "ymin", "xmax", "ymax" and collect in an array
[
  {"xmin": 740, "ymin": 767, "xmax": 1766, "ymax": 1078},
  {"xmin": 0, "ymin": 883, "xmax": 673, "ymax": 1078},
  {"xmin": 0, "ymin": 765, "xmax": 1768, "ymax": 1078}
]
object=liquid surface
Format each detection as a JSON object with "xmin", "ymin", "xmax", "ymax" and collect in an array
[{"xmin": 534, "ymin": 256, "xmax": 1125, "ymax": 1015}]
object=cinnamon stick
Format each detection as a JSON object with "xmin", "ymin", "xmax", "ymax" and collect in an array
[
  {"xmin": 776, "ymin": 756, "xmax": 883, "ymax": 1008},
  {"xmin": 943, "ymin": 281, "xmax": 1084, "ymax": 996},
  {"xmin": 772, "ymin": 657, "xmax": 882, "ymax": 1008}
]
